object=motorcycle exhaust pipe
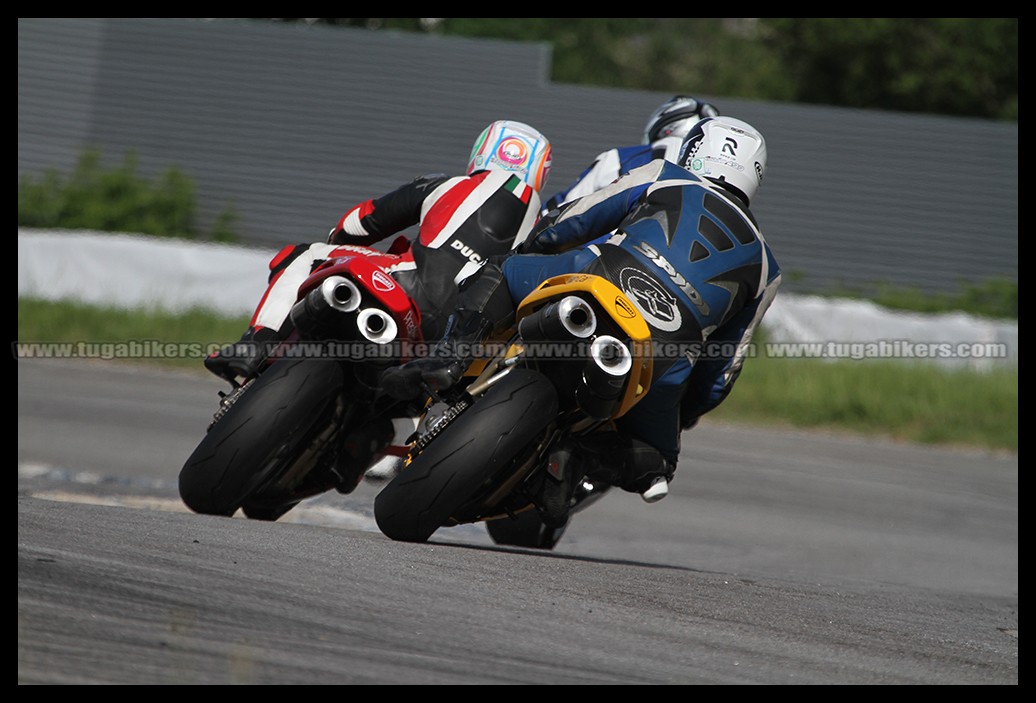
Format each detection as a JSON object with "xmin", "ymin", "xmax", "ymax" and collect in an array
[
  {"xmin": 588, "ymin": 335, "xmax": 633, "ymax": 378},
  {"xmin": 518, "ymin": 295, "xmax": 597, "ymax": 342},
  {"xmin": 321, "ymin": 276, "xmax": 362, "ymax": 313},
  {"xmin": 575, "ymin": 335, "xmax": 633, "ymax": 420},
  {"xmin": 356, "ymin": 307, "xmax": 398, "ymax": 345},
  {"xmin": 290, "ymin": 275, "xmax": 363, "ymax": 339}
]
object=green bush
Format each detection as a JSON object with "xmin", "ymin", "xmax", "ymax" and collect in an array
[
  {"xmin": 18, "ymin": 149, "xmax": 239, "ymax": 242},
  {"xmin": 711, "ymin": 351, "xmax": 1017, "ymax": 451},
  {"xmin": 872, "ymin": 278, "xmax": 1018, "ymax": 320},
  {"xmin": 818, "ymin": 277, "xmax": 1018, "ymax": 321},
  {"xmin": 16, "ymin": 297, "xmax": 250, "ymax": 371}
]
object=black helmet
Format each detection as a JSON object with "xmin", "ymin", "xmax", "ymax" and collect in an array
[{"xmin": 642, "ymin": 95, "xmax": 720, "ymax": 145}]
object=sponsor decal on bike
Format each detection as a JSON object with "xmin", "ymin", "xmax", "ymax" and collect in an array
[
  {"xmin": 613, "ymin": 295, "xmax": 638, "ymax": 319},
  {"xmin": 332, "ymin": 245, "xmax": 380, "ymax": 257},
  {"xmin": 371, "ymin": 269, "xmax": 396, "ymax": 292},
  {"xmin": 402, "ymin": 309, "xmax": 419, "ymax": 340}
]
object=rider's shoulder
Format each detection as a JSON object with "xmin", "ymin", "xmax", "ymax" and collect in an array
[
  {"xmin": 656, "ymin": 159, "xmax": 699, "ymax": 180},
  {"xmin": 412, "ymin": 172, "xmax": 450, "ymax": 184},
  {"xmin": 614, "ymin": 143, "xmax": 653, "ymax": 160}
]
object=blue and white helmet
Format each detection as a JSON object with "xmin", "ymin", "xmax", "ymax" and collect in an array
[
  {"xmin": 466, "ymin": 120, "xmax": 552, "ymax": 193},
  {"xmin": 642, "ymin": 95, "xmax": 720, "ymax": 145},
  {"xmin": 678, "ymin": 116, "xmax": 767, "ymax": 205}
]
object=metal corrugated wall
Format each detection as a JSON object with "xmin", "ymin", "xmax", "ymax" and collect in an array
[{"xmin": 19, "ymin": 18, "xmax": 1018, "ymax": 297}]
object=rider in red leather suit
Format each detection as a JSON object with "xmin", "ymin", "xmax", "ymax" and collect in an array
[{"xmin": 205, "ymin": 120, "xmax": 552, "ymax": 383}]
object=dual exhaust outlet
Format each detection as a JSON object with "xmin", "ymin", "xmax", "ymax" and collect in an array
[
  {"xmin": 519, "ymin": 295, "xmax": 635, "ymax": 419},
  {"xmin": 290, "ymin": 275, "xmax": 398, "ymax": 344}
]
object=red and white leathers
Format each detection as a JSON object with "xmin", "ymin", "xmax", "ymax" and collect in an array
[{"xmin": 248, "ymin": 169, "xmax": 543, "ymax": 341}]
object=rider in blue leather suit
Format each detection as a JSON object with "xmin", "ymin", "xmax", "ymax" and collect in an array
[{"xmin": 383, "ymin": 116, "xmax": 780, "ymax": 510}]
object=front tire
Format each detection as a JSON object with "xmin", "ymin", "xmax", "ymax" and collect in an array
[
  {"xmin": 179, "ymin": 358, "xmax": 346, "ymax": 517},
  {"xmin": 374, "ymin": 369, "xmax": 558, "ymax": 543}
]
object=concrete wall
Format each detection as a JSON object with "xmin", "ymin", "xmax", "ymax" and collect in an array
[{"xmin": 19, "ymin": 18, "xmax": 1018, "ymax": 298}]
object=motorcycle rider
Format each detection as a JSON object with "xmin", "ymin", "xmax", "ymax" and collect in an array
[
  {"xmin": 382, "ymin": 116, "xmax": 780, "ymax": 520},
  {"xmin": 204, "ymin": 120, "xmax": 552, "ymax": 383},
  {"xmin": 540, "ymin": 94, "xmax": 719, "ymax": 216}
]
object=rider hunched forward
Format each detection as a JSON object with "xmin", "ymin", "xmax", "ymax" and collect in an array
[
  {"xmin": 205, "ymin": 120, "xmax": 552, "ymax": 384},
  {"xmin": 382, "ymin": 115, "xmax": 781, "ymax": 519}
]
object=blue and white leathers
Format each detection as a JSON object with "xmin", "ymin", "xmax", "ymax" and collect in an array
[
  {"xmin": 540, "ymin": 137, "xmax": 681, "ymax": 215},
  {"xmin": 503, "ymin": 159, "xmax": 781, "ymax": 460}
]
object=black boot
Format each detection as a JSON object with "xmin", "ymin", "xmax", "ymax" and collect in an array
[
  {"xmin": 380, "ymin": 262, "xmax": 515, "ymax": 401},
  {"xmin": 577, "ymin": 432, "xmax": 675, "ymax": 503},
  {"xmin": 379, "ymin": 308, "xmax": 492, "ymax": 400},
  {"xmin": 537, "ymin": 441, "xmax": 583, "ymax": 527},
  {"xmin": 204, "ymin": 326, "xmax": 281, "ymax": 383},
  {"xmin": 618, "ymin": 439, "xmax": 675, "ymax": 502}
]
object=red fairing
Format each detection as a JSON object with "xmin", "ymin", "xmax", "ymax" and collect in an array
[
  {"xmin": 268, "ymin": 244, "xmax": 300, "ymax": 272},
  {"xmin": 296, "ymin": 256, "xmax": 423, "ymax": 343}
]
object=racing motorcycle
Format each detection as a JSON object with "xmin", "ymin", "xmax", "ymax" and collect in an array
[
  {"xmin": 373, "ymin": 273, "xmax": 656, "ymax": 549},
  {"xmin": 178, "ymin": 252, "xmax": 424, "ymax": 521}
]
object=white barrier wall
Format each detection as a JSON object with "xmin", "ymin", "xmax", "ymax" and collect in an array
[{"xmin": 18, "ymin": 229, "xmax": 1017, "ymax": 371}]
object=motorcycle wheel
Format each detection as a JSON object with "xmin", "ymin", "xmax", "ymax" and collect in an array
[
  {"xmin": 486, "ymin": 510, "xmax": 567, "ymax": 550},
  {"xmin": 178, "ymin": 358, "xmax": 346, "ymax": 517},
  {"xmin": 374, "ymin": 369, "xmax": 558, "ymax": 543}
]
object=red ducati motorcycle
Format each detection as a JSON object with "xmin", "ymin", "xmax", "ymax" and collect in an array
[{"xmin": 178, "ymin": 253, "xmax": 422, "ymax": 521}]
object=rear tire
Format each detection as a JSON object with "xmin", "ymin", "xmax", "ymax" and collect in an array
[
  {"xmin": 179, "ymin": 359, "xmax": 346, "ymax": 517},
  {"xmin": 374, "ymin": 369, "xmax": 558, "ymax": 543}
]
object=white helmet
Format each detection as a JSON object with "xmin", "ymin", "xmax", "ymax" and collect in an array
[
  {"xmin": 677, "ymin": 116, "xmax": 767, "ymax": 205},
  {"xmin": 642, "ymin": 95, "xmax": 720, "ymax": 145},
  {"xmin": 466, "ymin": 120, "xmax": 552, "ymax": 193}
]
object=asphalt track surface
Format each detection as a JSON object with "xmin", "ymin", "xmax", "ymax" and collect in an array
[{"xmin": 18, "ymin": 358, "xmax": 1017, "ymax": 684}]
